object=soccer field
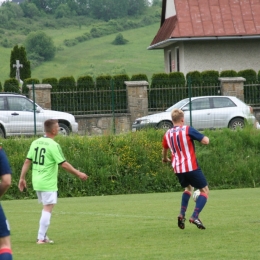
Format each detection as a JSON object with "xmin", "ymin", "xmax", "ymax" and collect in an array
[{"xmin": 3, "ymin": 188, "xmax": 260, "ymax": 260}]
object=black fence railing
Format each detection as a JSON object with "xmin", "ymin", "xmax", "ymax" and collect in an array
[
  {"xmin": 244, "ymin": 83, "xmax": 260, "ymax": 106},
  {"xmin": 51, "ymin": 89, "xmax": 127, "ymax": 115},
  {"xmin": 148, "ymin": 84, "xmax": 221, "ymax": 112}
]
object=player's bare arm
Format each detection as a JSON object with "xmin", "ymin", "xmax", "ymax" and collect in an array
[
  {"xmin": 18, "ymin": 159, "xmax": 32, "ymax": 191},
  {"xmin": 0, "ymin": 174, "xmax": 11, "ymax": 198},
  {"xmin": 61, "ymin": 161, "xmax": 88, "ymax": 181},
  {"xmin": 162, "ymin": 147, "xmax": 171, "ymax": 163}
]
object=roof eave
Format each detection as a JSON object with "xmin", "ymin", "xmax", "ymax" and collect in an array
[{"xmin": 147, "ymin": 35, "xmax": 260, "ymax": 50}]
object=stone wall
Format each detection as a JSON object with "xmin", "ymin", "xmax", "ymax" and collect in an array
[{"xmin": 76, "ymin": 114, "xmax": 131, "ymax": 136}]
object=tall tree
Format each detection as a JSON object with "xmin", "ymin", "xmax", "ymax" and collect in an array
[
  {"xmin": 25, "ymin": 31, "xmax": 56, "ymax": 61},
  {"xmin": 89, "ymin": 0, "xmax": 128, "ymax": 21},
  {"xmin": 128, "ymin": 0, "xmax": 149, "ymax": 15},
  {"xmin": 10, "ymin": 45, "xmax": 31, "ymax": 81}
]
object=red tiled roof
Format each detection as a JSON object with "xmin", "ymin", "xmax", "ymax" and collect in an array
[{"xmin": 150, "ymin": 0, "xmax": 260, "ymax": 46}]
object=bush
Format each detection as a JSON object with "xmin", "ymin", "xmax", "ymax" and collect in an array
[
  {"xmin": 201, "ymin": 70, "xmax": 219, "ymax": 86},
  {"xmin": 4, "ymin": 78, "xmax": 19, "ymax": 93},
  {"xmin": 42, "ymin": 77, "xmax": 58, "ymax": 91},
  {"xmin": 131, "ymin": 74, "xmax": 148, "ymax": 82},
  {"xmin": 96, "ymin": 75, "xmax": 112, "ymax": 112},
  {"xmin": 58, "ymin": 76, "xmax": 75, "ymax": 90},
  {"xmin": 237, "ymin": 69, "xmax": 257, "ymax": 83},
  {"xmin": 22, "ymin": 78, "xmax": 40, "ymax": 94},
  {"xmin": 169, "ymin": 72, "xmax": 185, "ymax": 86},
  {"xmin": 112, "ymin": 33, "xmax": 128, "ymax": 45},
  {"xmin": 90, "ymin": 27, "xmax": 103, "ymax": 38},
  {"xmin": 3, "ymin": 127, "xmax": 260, "ymax": 199},
  {"xmin": 220, "ymin": 70, "xmax": 238, "ymax": 77},
  {"xmin": 77, "ymin": 75, "xmax": 95, "ymax": 90},
  {"xmin": 64, "ymin": 39, "xmax": 78, "ymax": 47},
  {"xmin": 150, "ymin": 73, "xmax": 169, "ymax": 88},
  {"xmin": 150, "ymin": 73, "xmax": 169, "ymax": 111},
  {"xmin": 186, "ymin": 71, "xmax": 202, "ymax": 86}
]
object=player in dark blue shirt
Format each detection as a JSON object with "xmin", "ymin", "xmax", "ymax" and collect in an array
[{"xmin": 0, "ymin": 147, "xmax": 13, "ymax": 260}]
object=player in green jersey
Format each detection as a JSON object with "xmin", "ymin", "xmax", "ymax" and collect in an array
[{"xmin": 18, "ymin": 119, "xmax": 88, "ymax": 244}]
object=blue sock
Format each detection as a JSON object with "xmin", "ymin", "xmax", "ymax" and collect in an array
[
  {"xmin": 180, "ymin": 191, "xmax": 191, "ymax": 217},
  {"xmin": 191, "ymin": 192, "xmax": 208, "ymax": 219},
  {"xmin": 0, "ymin": 248, "xmax": 12, "ymax": 260}
]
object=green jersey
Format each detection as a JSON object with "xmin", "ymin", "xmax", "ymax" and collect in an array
[{"xmin": 27, "ymin": 137, "xmax": 66, "ymax": 191}]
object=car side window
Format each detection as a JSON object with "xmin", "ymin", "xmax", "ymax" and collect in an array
[
  {"xmin": 191, "ymin": 98, "xmax": 210, "ymax": 110},
  {"xmin": 0, "ymin": 97, "xmax": 5, "ymax": 110},
  {"xmin": 213, "ymin": 97, "xmax": 236, "ymax": 108},
  {"xmin": 7, "ymin": 97, "xmax": 34, "ymax": 111}
]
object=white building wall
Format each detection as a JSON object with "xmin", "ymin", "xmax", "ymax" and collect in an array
[
  {"xmin": 181, "ymin": 39, "xmax": 260, "ymax": 76},
  {"xmin": 164, "ymin": 42, "xmax": 184, "ymax": 73}
]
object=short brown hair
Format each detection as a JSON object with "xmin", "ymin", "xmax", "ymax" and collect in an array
[
  {"xmin": 171, "ymin": 109, "xmax": 184, "ymax": 123},
  {"xmin": 44, "ymin": 119, "xmax": 58, "ymax": 133}
]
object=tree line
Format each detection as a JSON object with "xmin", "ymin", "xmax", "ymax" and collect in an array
[{"xmin": 0, "ymin": 0, "xmax": 161, "ymax": 21}]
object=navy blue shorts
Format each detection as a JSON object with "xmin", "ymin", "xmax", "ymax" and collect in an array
[
  {"xmin": 0, "ymin": 204, "xmax": 10, "ymax": 237},
  {"xmin": 176, "ymin": 168, "xmax": 207, "ymax": 189}
]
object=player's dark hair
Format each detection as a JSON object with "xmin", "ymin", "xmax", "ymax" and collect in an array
[{"xmin": 44, "ymin": 119, "xmax": 58, "ymax": 133}]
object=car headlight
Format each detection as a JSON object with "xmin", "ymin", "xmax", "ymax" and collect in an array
[{"xmin": 138, "ymin": 119, "xmax": 150, "ymax": 124}]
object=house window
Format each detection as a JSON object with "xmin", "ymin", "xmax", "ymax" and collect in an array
[
  {"xmin": 175, "ymin": 47, "xmax": 180, "ymax": 72},
  {"xmin": 168, "ymin": 51, "xmax": 172, "ymax": 72}
]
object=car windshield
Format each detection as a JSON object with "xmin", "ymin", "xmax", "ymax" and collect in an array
[{"xmin": 165, "ymin": 98, "xmax": 189, "ymax": 112}]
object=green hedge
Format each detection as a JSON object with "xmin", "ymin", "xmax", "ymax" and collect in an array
[
  {"xmin": 76, "ymin": 76, "xmax": 95, "ymax": 113},
  {"xmin": 131, "ymin": 74, "xmax": 148, "ymax": 81},
  {"xmin": 2, "ymin": 126, "xmax": 260, "ymax": 200},
  {"xmin": 22, "ymin": 78, "xmax": 40, "ymax": 94},
  {"xmin": 4, "ymin": 78, "xmax": 19, "ymax": 93},
  {"xmin": 220, "ymin": 70, "xmax": 238, "ymax": 77},
  {"xmin": 238, "ymin": 69, "xmax": 257, "ymax": 83},
  {"xmin": 42, "ymin": 77, "xmax": 58, "ymax": 91}
]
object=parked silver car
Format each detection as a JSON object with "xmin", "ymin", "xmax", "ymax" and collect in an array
[
  {"xmin": 132, "ymin": 96, "xmax": 256, "ymax": 131},
  {"xmin": 0, "ymin": 93, "xmax": 78, "ymax": 138}
]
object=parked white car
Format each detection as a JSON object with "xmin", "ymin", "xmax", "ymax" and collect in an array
[
  {"xmin": 132, "ymin": 96, "xmax": 256, "ymax": 131},
  {"xmin": 0, "ymin": 93, "xmax": 78, "ymax": 138}
]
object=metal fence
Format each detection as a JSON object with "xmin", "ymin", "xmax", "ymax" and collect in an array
[
  {"xmin": 51, "ymin": 84, "xmax": 223, "ymax": 114},
  {"xmin": 148, "ymin": 84, "xmax": 221, "ymax": 112},
  {"xmin": 51, "ymin": 88, "xmax": 127, "ymax": 115},
  {"xmin": 244, "ymin": 83, "xmax": 260, "ymax": 106},
  {"xmin": 49, "ymin": 82, "xmax": 260, "ymax": 114}
]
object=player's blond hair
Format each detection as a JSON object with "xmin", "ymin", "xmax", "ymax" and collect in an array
[
  {"xmin": 44, "ymin": 119, "xmax": 58, "ymax": 133},
  {"xmin": 171, "ymin": 109, "xmax": 184, "ymax": 123}
]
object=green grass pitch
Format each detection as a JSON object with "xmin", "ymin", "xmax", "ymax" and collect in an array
[{"xmin": 4, "ymin": 188, "xmax": 260, "ymax": 260}]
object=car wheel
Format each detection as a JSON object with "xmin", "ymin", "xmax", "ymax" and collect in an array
[
  {"xmin": 229, "ymin": 118, "xmax": 244, "ymax": 130},
  {"xmin": 58, "ymin": 123, "xmax": 71, "ymax": 136},
  {"xmin": 0, "ymin": 127, "xmax": 5, "ymax": 138},
  {"xmin": 158, "ymin": 121, "xmax": 173, "ymax": 130}
]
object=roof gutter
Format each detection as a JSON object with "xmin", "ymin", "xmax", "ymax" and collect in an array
[{"xmin": 148, "ymin": 35, "xmax": 260, "ymax": 50}]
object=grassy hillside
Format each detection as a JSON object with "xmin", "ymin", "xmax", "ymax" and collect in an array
[{"xmin": 0, "ymin": 23, "xmax": 164, "ymax": 84}]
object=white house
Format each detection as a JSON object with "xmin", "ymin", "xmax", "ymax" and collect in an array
[{"xmin": 149, "ymin": 0, "xmax": 260, "ymax": 75}]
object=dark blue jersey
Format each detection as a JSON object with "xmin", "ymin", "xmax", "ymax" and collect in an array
[{"xmin": 0, "ymin": 147, "xmax": 12, "ymax": 176}]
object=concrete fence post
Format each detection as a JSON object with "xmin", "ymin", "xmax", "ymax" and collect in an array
[
  {"xmin": 125, "ymin": 81, "xmax": 149, "ymax": 125},
  {"xmin": 27, "ymin": 84, "xmax": 52, "ymax": 109},
  {"xmin": 218, "ymin": 77, "xmax": 245, "ymax": 101}
]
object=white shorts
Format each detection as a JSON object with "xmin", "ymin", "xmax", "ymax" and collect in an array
[{"xmin": 36, "ymin": 191, "xmax": 57, "ymax": 205}]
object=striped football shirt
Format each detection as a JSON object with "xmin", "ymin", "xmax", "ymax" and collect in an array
[{"xmin": 162, "ymin": 125, "xmax": 204, "ymax": 173}]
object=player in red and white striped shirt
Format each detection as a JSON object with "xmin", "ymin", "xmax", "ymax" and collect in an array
[{"xmin": 162, "ymin": 109, "xmax": 209, "ymax": 230}]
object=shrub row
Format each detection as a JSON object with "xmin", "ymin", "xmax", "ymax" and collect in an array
[
  {"xmin": 2, "ymin": 126, "xmax": 260, "ymax": 200},
  {"xmin": 2, "ymin": 69, "xmax": 259, "ymax": 113},
  {"xmin": 2, "ymin": 69, "xmax": 259, "ymax": 93}
]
